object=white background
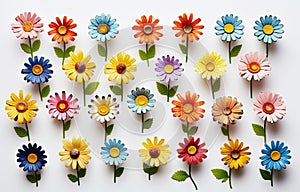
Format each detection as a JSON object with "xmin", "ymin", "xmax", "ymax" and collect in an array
[{"xmin": 0, "ymin": 0, "xmax": 298, "ymax": 191}]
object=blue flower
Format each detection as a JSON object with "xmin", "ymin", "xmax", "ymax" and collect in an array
[
  {"xmin": 127, "ymin": 87, "xmax": 156, "ymax": 114},
  {"xmin": 100, "ymin": 138, "xmax": 128, "ymax": 166},
  {"xmin": 16, "ymin": 143, "xmax": 47, "ymax": 172},
  {"xmin": 21, "ymin": 56, "xmax": 53, "ymax": 84},
  {"xmin": 88, "ymin": 13, "xmax": 119, "ymax": 42},
  {"xmin": 260, "ymin": 140, "xmax": 291, "ymax": 171},
  {"xmin": 215, "ymin": 14, "xmax": 244, "ymax": 42},
  {"xmin": 254, "ymin": 15, "xmax": 284, "ymax": 44}
]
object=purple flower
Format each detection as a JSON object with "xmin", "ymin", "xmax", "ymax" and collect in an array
[{"xmin": 155, "ymin": 55, "xmax": 184, "ymax": 82}]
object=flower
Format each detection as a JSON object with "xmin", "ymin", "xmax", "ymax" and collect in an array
[
  {"xmin": 254, "ymin": 15, "xmax": 284, "ymax": 44},
  {"xmin": 194, "ymin": 52, "xmax": 226, "ymax": 80},
  {"xmin": 212, "ymin": 96, "xmax": 243, "ymax": 125},
  {"xmin": 46, "ymin": 91, "xmax": 79, "ymax": 121},
  {"xmin": 253, "ymin": 92, "xmax": 286, "ymax": 123},
  {"xmin": 127, "ymin": 87, "xmax": 156, "ymax": 114},
  {"xmin": 239, "ymin": 52, "xmax": 271, "ymax": 81},
  {"xmin": 215, "ymin": 14, "xmax": 244, "ymax": 42},
  {"xmin": 16, "ymin": 143, "xmax": 47, "ymax": 172},
  {"xmin": 11, "ymin": 12, "xmax": 43, "ymax": 39},
  {"xmin": 59, "ymin": 136, "xmax": 91, "ymax": 169},
  {"xmin": 177, "ymin": 136, "xmax": 208, "ymax": 165},
  {"xmin": 221, "ymin": 139, "xmax": 251, "ymax": 169},
  {"xmin": 155, "ymin": 55, "xmax": 184, "ymax": 82},
  {"xmin": 104, "ymin": 52, "xmax": 136, "ymax": 85},
  {"xmin": 260, "ymin": 140, "xmax": 291, "ymax": 171},
  {"xmin": 48, "ymin": 16, "xmax": 77, "ymax": 44},
  {"xmin": 139, "ymin": 136, "xmax": 171, "ymax": 167},
  {"xmin": 132, "ymin": 15, "xmax": 163, "ymax": 44},
  {"xmin": 21, "ymin": 56, "xmax": 53, "ymax": 84},
  {"xmin": 172, "ymin": 13, "xmax": 204, "ymax": 42},
  {"xmin": 63, "ymin": 50, "xmax": 96, "ymax": 83},
  {"xmin": 171, "ymin": 91, "xmax": 205, "ymax": 124},
  {"xmin": 100, "ymin": 138, "xmax": 128, "ymax": 166},
  {"xmin": 88, "ymin": 13, "xmax": 119, "ymax": 42},
  {"xmin": 5, "ymin": 90, "xmax": 38, "ymax": 124},
  {"xmin": 88, "ymin": 94, "xmax": 119, "ymax": 123}
]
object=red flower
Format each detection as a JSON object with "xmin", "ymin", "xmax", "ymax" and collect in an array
[{"xmin": 48, "ymin": 16, "xmax": 77, "ymax": 44}]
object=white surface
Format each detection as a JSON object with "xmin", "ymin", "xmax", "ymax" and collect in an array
[{"xmin": 0, "ymin": 0, "xmax": 298, "ymax": 191}]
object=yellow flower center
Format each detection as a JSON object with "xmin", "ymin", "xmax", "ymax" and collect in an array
[
  {"xmin": 149, "ymin": 147, "xmax": 160, "ymax": 158},
  {"xmin": 205, "ymin": 62, "xmax": 215, "ymax": 72},
  {"xmin": 58, "ymin": 26, "xmax": 67, "ymax": 35},
  {"xmin": 27, "ymin": 153, "xmax": 38, "ymax": 163},
  {"xmin": 98, "ymin": 104, "xmax": 110, "ymax": 116},
  {"xmin": 262, "ymin": 102, "xmax": 275, "ymax": 114},
  {"xmin": 231, "ymin": 150, "xmax": 240, "ymax": 160},
  {"xmin": 70, "ymin": 148, "xmax": 80, "ymax": 159},
  {"xmin": 183, "ymin": 103, "xmax": 193, "ymax": 114},
  {"xmin": 184, "ymin": 25, "xmax": 193, "ymax": 34},
  {"xmin": 75, "ymin": 62, "xmax": 86, "ymax": 73},
  {"xmin": 57, "ymin": 100, "xmax": 69, "ymax": 112},
  {"xmin": 98, "ymin": 24, "xmax": 110, "ymax": 34},
  {"xmin": 263, "ymin": 24, "xmax": 274, "ymax": 35},
  {"xmin": 247, "ymin": 62, "xmax": 261, "ymax": 73},
  {"xmin": 223, "ymin": 107, "xmax": 232, "ymax": 115},
  {"xmin": 224, "ymin": 23, "xmax": 235, "ymax": 34},
  {"xmin": 32, "ymin": 64, "xmax": 44, "ymax": 75},
  {"xmin": 135, "ymin": 95, "xmax": 149, "ymax": 107},
  {"xmin": 187, "ymin": 145, "xmax": 197, "ymax": 155},
  {"xmin": 164, "ymin": 64, "xmax": 174, "ymax": 74},
  {"xmin": 16, "ymin": 101, "xmax": 28, "ymax": 113},
  {"xmin": 22, "ymin": 21, "xmax": 33, "ymax": 32},
  {"xmin": 109, "ymin": 147, "xmax": 120, "ymax": 158},
  {"xmin": 270, "ymin": 150, "xmax": 281, "ymax": 161},
  {"xmin": 143, "ymin": 25, "xmax": 153, "ymax": 35}
]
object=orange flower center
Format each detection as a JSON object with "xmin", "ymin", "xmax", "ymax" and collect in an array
[
  {"xmin": 224, "ymin": 23, "xmax": 235, "ymax": 34},
  {"xmin": 75, "ymin": 62, "xmax": 86, "ymax": 73},
  {"xmin": 262, "ymin": 102, "xmax": 275, "ymax": 114},
  {"xmin": 109, "ymin": 147, "xmax": 120, "ymax": 158},
  {"xmin": 116, "ymin": 63, "xmax": 126, "ymax": 74},
  {"xmin": 143, "ymin": 25, "xmax": 153, "ymax": 35},
  {"xmin": 164, "ymin": 64, "xmax": 174, "ymax": 74},
  {"xmin": 56, "ymin": 100, "xmax": 69, "ymax": 112},
  {"xmin": 32, "ymin": 64, "xmax": 43, "ymax": 75},
  {"xmin": 98, "ymin": 24, "xmax": 110, "ymax": 34},
  {"xmin": 183, "ymin": 103, "xmax": 193, "ymax": 114},
  {"xmin": 135, "ymin": 95, "xmax": 148, "ymax": 107},
  {"xmin": 22, "ymin": 21, "xmax": 33, "ymax": 32},
  {"xmin": 247, "ymin": 62, "xmax": 261, "ymax": 73},
  {"xmin": 16, "ymin": 101, "xmax": 28, "ymax": 113},
  {"xmin": 187, "ymin": 145, "xmax": 197, "ymax": 155},
  {"xmin": 58, "ymin": 26, "xmax": 68, "ymax": 35},
  {"xmin": 27, "ymin": 153, "xmax": 38, "ymax": 163},
  {"xmin": 205, "ymin": 62, "xmax": 215, "ymax": 72},
  {"xmin": 231, "ymin": 150, "xmax": 240, "ymax": 160},
  {"xmin": 263, "ymin": 24, "xmax": 274, "ymax": 35},
  {"xmin": 70, "ymin": 148, "xmax": 80, "ymax": 159},
  {"xmin": 184, "ymin": 25, "xmax": 193, "ymax": 34},
  {"xmin": 223, "ymin": 107, "xmax": 232, "ymax": 115},
  {"xmin": 98, "ymin": 104, "xmax": 110, "ymax": 116},
  {"xmin": 270, "ymin": 150, "xmax": 281, "ymax": 161},
  {"xmin": 149, "ymin": 147, "xmax": 160, "ymax": 158}
]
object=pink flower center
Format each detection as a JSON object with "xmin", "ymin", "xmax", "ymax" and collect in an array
[
  {"xmin": 70, "ymin": 148, "xmax": 80, "ymax": 159},
  {"xmin": 149, "ymin": 147, "xmax": 160, "ymax": 158},
  {"xmin": 16, "ymin": 101, "xmax": 28, "ymax": 113},
  {"xmin": 247, "ymin": 62, "xmax": 261, "ymax": 73},
  {"xmin": 116, "ymin": 64, "xmax": 126, "ymax": 74},
  {"xmin": 22, "ymin": 21, "xmax": 33, "ymax": 32},
  {"xmin": 75, "ymin": 62, "xmax": 86, "ymax": 73},
  {"xmin": 57, "ymin": 100, "xmax": 69, "ymax": 112},
  {"xmin": 262, "ymin": 102, "xmax": 275, "ymax": 114}
]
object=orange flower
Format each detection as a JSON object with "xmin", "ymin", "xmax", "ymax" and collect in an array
[
  {"xmin": 172, "ymin": 13, "xmax": 204, "ymax": 42},
  {"xmin": 132, "ymin": 15, "xmax": 163, "ymax": 44},
  {"xmin": 171, "ymin": 91, "xmax": 205, "ymax": 124},
  {"xmin": 48, "ymin": 16, "xmax": 77, "ymax": 44}
]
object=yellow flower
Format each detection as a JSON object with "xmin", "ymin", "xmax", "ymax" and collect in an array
[
  {"xmin": 221, "ymin": 139, "xmax": 251, "ymax": 170},
  {"xmin": 104, "ymin": 52, "xmax": 136, "ymax": 85},
  {"xmin": 194, "ymin": 52, "xmax": 226, "ymax": 80},
  {"xmin": 63, "ymin": 50, "xmax": 96, "ymax": 83},
  {"xmin": 5, "ymin": 90, "xmax": 38, "ymax": 124},
  {"xmin": 138, "ymin": 136, "xmax": 171, "ymax": 167},
  {"xmin": 59, "ymin": 136, "xmax": 91, "ymax": 169}
]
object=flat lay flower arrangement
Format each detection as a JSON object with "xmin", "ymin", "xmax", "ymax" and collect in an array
[{"xmin": 6, "ymin": 11, "xmax": 291, "ymax": 190}]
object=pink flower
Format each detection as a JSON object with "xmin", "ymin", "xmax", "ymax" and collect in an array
[
  {"xmin": 46, "ymin": 91, "xmax": 79, "ymax": 121},
  {"xmin": 11, "ymin": 12, "xmax": 44, "ymax": 39},
  {"xmin": 238, "ymin": 52, "xmax": 271, "ymax": 81},
  {"xmin": 253, "ymin": 92, "xmax": 286, "ymax": 123}
]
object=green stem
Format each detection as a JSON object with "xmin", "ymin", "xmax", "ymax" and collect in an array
[
  {"xmin": 263, "ymin": 118, "xmax": 267, "ymax": 144},
  {"xmin": 229, "ymin": 41, "xmax": 231, "ymax": 64},
  {"xmin": 28, "ymin": 37, "xmax": 33, "ymax": 58},
  {"xmin": 25, "ymin": 122, "xmax": 30, "ymax": 141},
  {"xmin": 146, "ymin": 43, "xmax": 150, "ymax": 67},
  {"xmin": 114, "ymin": 165, "xmax": 117, "ymax": 183},
  {"xmin": 105, "ymin": 39, "xmax": 108, "ymax": 61},
  {"xmin": 185, "ymin": 37, "xmax": 189, "ymax": 63},
  {"xmin": 34, "ymin": 171, "xmax": 38, "ymax": 187},
  {"xmin": 62, "ymin": 41, "xmax": 66, "ymax": 66},
  {"xmin": 141, "ymin": 112, "xmax": 145, "ymax": 133},
  {"xmin": 167, "ymin": 80, "xmax": 170, "ymax": 102},
  {"xmin": 229, "ymin": 168, "xmax": 232, "ymax": 189},
  {"xmin": 62, "ymin": 120, "xmax": 65, "ymax": 139},
  {"xmin": 189, "ymin": 164, "xmax": 198, "ymax": 190},
  {"xmin": 104, "ymin": 120, "xmax": 108, "ymax": 142},
  {"xmin": 227, "ymin": 124, "xmax": 230, "ymax": 141},
  {"xmin": 83, "ymin": 79, "xmax": 86, "ymax": 107},
  {"xmin": 120, "ymin": 80, "xmax": 123, "ymax": 102},
  {"xmin": 271, "ymin": 169, "xmax": 274, "ymax": 187},
  {"xmin": 76, "ymin": 164, "xmax": 80, "ymax": 186},
  {"xmin": 250, "ymin": 79, "xmax": 253, "ymax": 98},
  {"xmin": 186, "ymin": 120, "xmax": 189, "ymax": 138},
  {"xmin": 210, "ymin": 78, "xmax": 215, "ymax": 99},
  {"xmin": 266, "ymin": 43, "xmax": 269, "ymax": 59},
  {"xmin": 148, "ymin": 173, "xmax": 151, "ymax": 181},
  {"xmin": 38, "ymin": 83, "xmax": 43, "ymax": 101}
]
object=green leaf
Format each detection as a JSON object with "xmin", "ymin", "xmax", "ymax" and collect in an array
[
  {"xmin": 143, "ymin": 163, "xmax": 159, "ymax": 175},
  {"xmin": 78, "ymin": 169, "xmax": 86, "ymax": 178},
  {"xmin": 109, "ymin": 85, "xmax": 122, "ymax": 95},
  {"xmin": 259, "ymin": 169, "xmax": 271, "ymax": 180},
  {"xmin": 212, "ymin": 78, "xmax": 221, "ymax": 92},
  {"xmin": 67, "ymin": 174, "xmax": 78, "ymax": 183},
  {"xmin": 26, "ymin": 174, "xmax": 36, "ymax": 183},
  {"xmin": 221, "ymin": 126, "xmax": 229, "ymax": 136},
  {"xmin": 211, "ymin": 168, "xmax": 229, "ymax": 183},
  {"xmin": 20, "ymin": 43, "xmax": 31, "ymax": 54},
  {"xmin": 115, "ymin": 167, "xmax": 124, "ymax": 177},
  {"xmin": 171, "ymin": 170, "xmax": 189, "ymax": 182},
  {"xmin": 143, "ymin": 118, "xmax": 153, "ymax": 129},
  {"xmin": 54, "ymin": 47, "xmax": 64, "ymax": 58},
  {"xmin": 85, "ymin": 82, "xmax": 100, "ymax": 95},
  {"xmin": 182, "ymin": 124, "xmax": 188, "ymax": 133},
  {"xmin": 139, "ymin": 49, "xmax": 148, "ymax": 60},
  {"xmin": 179, "ymin": 44, "xmax": 187, "ymax": 54},
  {"xmin": 65, "ymin": 45, "xmax": 76, "ymax": 58},
  {"xmin": 32, "ymin": 39, "xmax": 41, "ymax": 53},
  {"xmin": 156, "ymin": 82, "xmax": 168, "ymax": 96},
  {"xmin": 252, "ymin": 123, "xmax": 264, "ymax": 136},
  {"xmin": 98, "ymin": 44, "xmax": 106, "ymax": 57},
  {"xmin": 147, "ymin": 45, "xmax": 156, "ymax": 59},
  {"xmin": 230, "ymin": 44, "xmax": 242, "ymax": 57},
  {"xmin": 63, "ymin": 120, "xmax": 71, "ymax": 131},
  {"xmin": 106, "ymin": 124, "xmax": 114, "ymax": 135},
  {"xmin": 188, "ymin": 126, "xmax": 198, "ymax": 135},
  {"xmin": 169, "ymin": 85, "xmax": 178, "ymax": 97},
  {"xmin": 14, "ymin": 127, "xmax": 27, "ymax": 138},
  {"xmin": 41, "ymin": 85, "xmax": 50, "ymax": 98},
  {"xmin": 36, "ymin": 173, "xmax": 41, "ymax": 181}
]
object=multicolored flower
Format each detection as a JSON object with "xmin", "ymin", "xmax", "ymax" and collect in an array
[
  {"xmin": 155, "ymin": 55, "xmax": 184, "ymax": 82},
  {"xmin": 215, "ymin": 14, "xmax": 244, "ymax": 42},
  {"xmin": 127, "ymin": 87, "xmax": 155, "ymax": 114},
  {"xmin": 48, "ymin": 16, "xmax": 77, "ymax": 44}
]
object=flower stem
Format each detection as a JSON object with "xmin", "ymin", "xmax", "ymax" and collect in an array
[
  {"xmin": 83, "ymin": 79, "xmax": 86, "ymax": 107},
  {"xmin": 28, "ymin": 37, "xmax": 33, "ymax": 58},
  {"xmin": 186, "ymin": 120, "xmax": 189, "ymax": 138},
  {"xmin": 34, "ymin": 171, "xmax": 38, "ymax": 187},
  {"xmin": 167, "ymin": 80, "xmax": 170, "ymax": 102},
  {"xmin": 141, "ymin": 112, "xmax": 145, "ymax": 133},
  {"xmin": 62, "ymin": 120, "xmax": 65, "ymax": 139},
  {"xmin": 228, "ymin": 41, "xmax": 231, "ymax": 64},
  {"xmin": 189, "ymin": 164, "xmax": 198, "ymax": 190},
  {"xmin": 38, "ymin": 83, "xmax": 43, "ymax": 101},
  {"xmin": 250, "ymin": 79, "xmax": 253, "ymax": 98},
  {"xmin": 62, "ymin": 41, "xmax": 66, "ymax": 67},
  {"xmin": 229, "ymin": 168, "xmax": 232, "ymax": 189},
  {"xmin": 263, "ymin": 118, "xmax": 267, "ymax": 144},
  {"xmin": 105, "ymin": 39, "xmax": 108, "ymax": 62},
  {"xmin": 104, "ymin": 120, "xmax": 108, "ymax": 142},
  {"xmin": 270, "ymin": 169, "xmax": 274, "ymax": 187},
  {"xmin": 148, "ymin": 173, "xmax": 151, "ymax": 181},
  {"xmin": 120, "ymin": 80, "xmax": 123, "ymax": 102},
  {"xmin": 25, "ymin": 122, "xmax": 30, "ymax": 141},
  {"xmin": 266, "ymin": 43, "xmax": 269, "ymax": 59},
  {"xmin": 114, "ymin": 165, "xmax": 117, "ymax": 183},
  {"xmin": 76, "ymin": 164, "xmax": 81, "ymax": 186},
  {"xmin": 210, "ymin": 78, "xmax": 215, "ymax": 99},
  {"xmin": 185, "ymin": 37, "xmax": 189, "ymax": 63},
  {"xmin": 146, "ymin": 43, "xmax": 150, "ymax": 67},
  {"xmin": 227, "ymin": 124, "xmax": 230, "ymax": 141}
]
